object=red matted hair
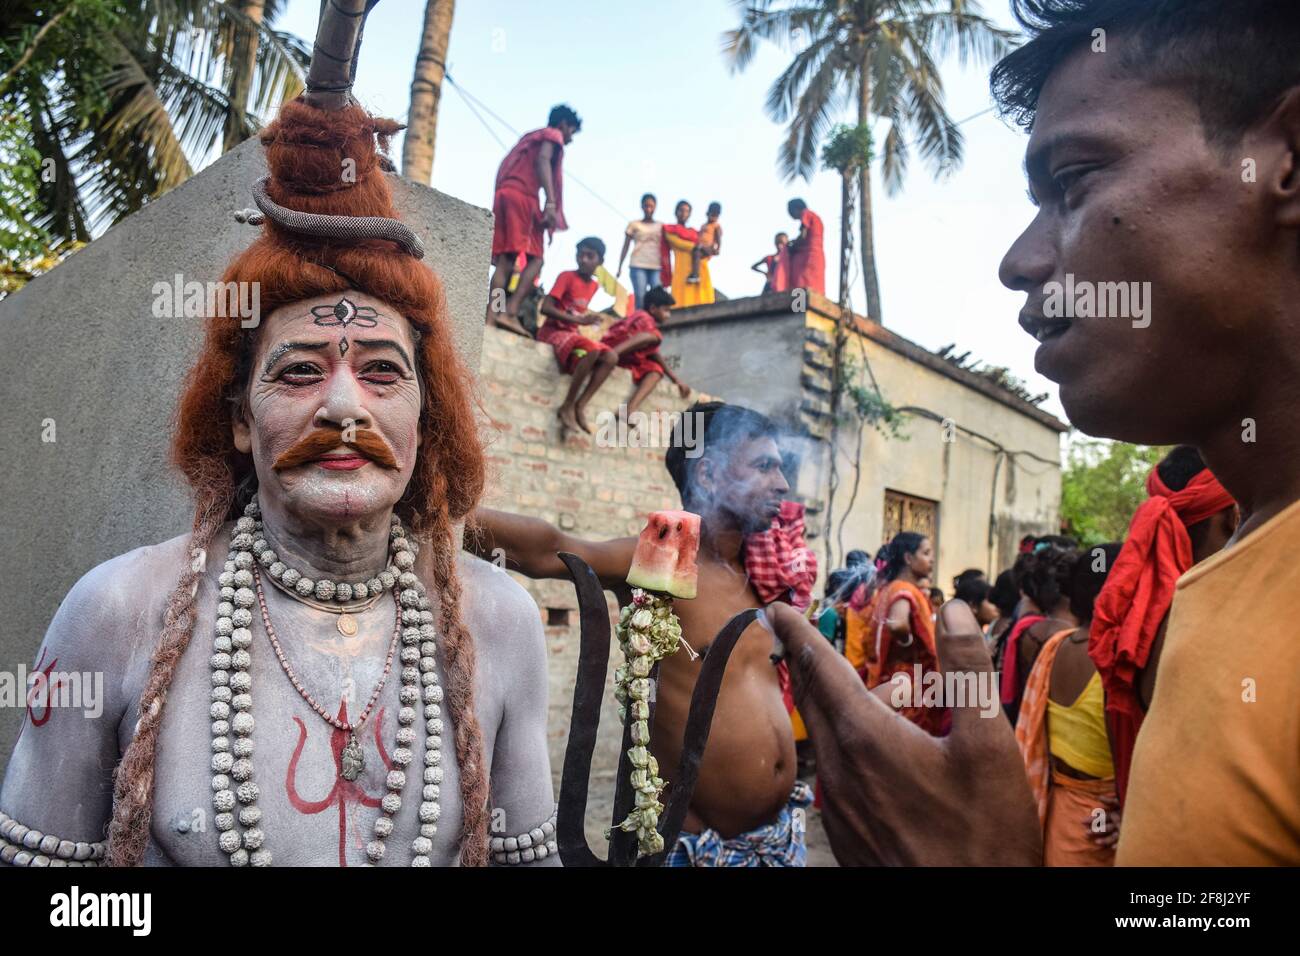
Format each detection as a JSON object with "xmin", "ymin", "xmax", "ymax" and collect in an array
[{"xmin": 106, "ymin": 99, "xmax": 490, "ymax": 866}]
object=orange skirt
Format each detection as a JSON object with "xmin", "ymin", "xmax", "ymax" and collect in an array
[{"xmin": 1044, "ymin": 768, "xmax": 1117, "ymax": 866}]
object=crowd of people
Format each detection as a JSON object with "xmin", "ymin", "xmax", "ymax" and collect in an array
[
  {"xmin": 800, "ymin": 443, "xmax": 1238, "ymax": 865},
  {"xmin": 480, "ymin": 105, "xmax": 829, "ymax": 436}
]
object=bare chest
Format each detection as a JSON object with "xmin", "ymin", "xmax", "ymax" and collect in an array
[{"xmin": 134, "ymin": 581, "xmax": 491, "ymax": 867}]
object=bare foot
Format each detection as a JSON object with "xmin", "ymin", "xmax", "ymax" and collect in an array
[
  {"xmin": 574, "ymin": 404, "xmax": 594, "ymax": 434},
  {"xmin": 489, "ymin": 314, "xmax": 532, "ymax": 338},
  {"xmin": 557, "ymin": 405, "xmax": 581, "ymax": 434}
]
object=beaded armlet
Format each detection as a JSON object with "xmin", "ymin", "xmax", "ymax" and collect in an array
[
  {"xmin": 489, "ymin": 807, "xmax": 558, "ymax": 865},
  {"xmin": 0, "ymin": 810, "xmax": 105, "ymax": 867}
]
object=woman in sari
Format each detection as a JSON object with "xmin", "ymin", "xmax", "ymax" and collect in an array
[
  {"xmin": 846, "ymin": 533, "xmax": 947, "ymax": 735},
  {"xmin": 660, "ymin": 200, "xmax": 713, "ymax": 307}
]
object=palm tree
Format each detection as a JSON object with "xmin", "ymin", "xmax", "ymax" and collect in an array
[
  {"xmin": 223, "ymin": 0, "xmax": 269, "ymax": 153},
  {"xmin": 723, "ymin": 0, "xmax": 1015, "ymax": 324},
  {"xmin": 1, "ymin": 1, "xmax": 309, "ymax": 246},
  {"xmin": 401, "ymin": 0, "xmax": 455, "ymax": 184}
]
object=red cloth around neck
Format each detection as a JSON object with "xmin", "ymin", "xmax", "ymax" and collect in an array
[{"xmin": 1087, "ymin": 465, "xmax": 1234, "ymax": 804}]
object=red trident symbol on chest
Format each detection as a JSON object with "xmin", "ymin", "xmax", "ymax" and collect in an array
[{"xmin": 286, "ymin": 701, "xmax": 392, "ymax": 866}]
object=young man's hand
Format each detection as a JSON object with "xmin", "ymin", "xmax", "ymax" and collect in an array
[
  {"xmin": 541, "ymin": 204, "xmax": 557, "ymax": 231},
  {"xmin": 763, "ymin": 599, "xmax": 1042, "ymax": 866}
]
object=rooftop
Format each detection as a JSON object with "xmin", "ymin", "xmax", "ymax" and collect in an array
[{"xmin": 662, "ymin": 291, "xmax": 1070, "ymax": 434}]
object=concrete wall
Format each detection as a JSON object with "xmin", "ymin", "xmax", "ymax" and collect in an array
[
  {"xmin": 657, "ymin": 293, "xmax": 808, "ymax": 430},
  {"xmin": 820, "ymin": 328, "xmax": 1063, "ymax": 585},
  {"xmin": 0, "ymin": 138, "xmax": 492, "ymax": 776},
  {"xmin": 476, "ymin": 328, "xmax": 699, "ymax": 846}
]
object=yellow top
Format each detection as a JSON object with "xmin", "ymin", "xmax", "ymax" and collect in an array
[
  {"xmin": 1119, "ymin": 496, "xmax": 1300, "ymax": 865},
  {"xmin": 1046, "ymin": 671, "xmax": 1114, "ymax": 779}
]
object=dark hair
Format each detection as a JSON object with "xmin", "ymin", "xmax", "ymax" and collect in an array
[
  {"xmin": 1011, "ymin": 551, "xmax": 1036, "ymax": 589},
  {"xmin": 1034, "ymin": 534, "xmax": 1078, "ymax": 551},
  {"xmin": 642, "ymin": 285, "xmax": 675, "ymax": 310},
  {"xmin": 641, "ymin": 192, "xmax": 656, "ymax": 204},
  {"xmin": 1020, "ymin": 545, "xmax": 1079, "ymax": 612},
  {"xmin": 990, "ymin": 0, "xmax": 1300, "ymax": 149},
  {"xmin": 676, "ymin": 199, "xmax": 692, "ymax": 212},
  {"xmin": 989, "ymin": 569, "xmax": 1020, "ymax": 616},
  {"xmin": 826, "ymin": 569, "xmax": 852, "ymax": 600},
  {"xmin": 548, "ymin": 104, "xmax": 582, "ymax": 130},
  {"xmin": 929, "ymin": 587, "xmax": 946, "ymax": 606},
  {"xmin": 1069, "ymin": 542, "xmax": 1122, "ymax": 621},
  {"xmin": 953, "ymin": 568, "xmax": 989, "ymax": 605},
  {"xmin": 775, "ymin": 232, "xmax": 788, "ymax": 243},
  {"xmin": 1156, "ymin": 444, "xmax": 1207, "ymax": 491},
  {"xmin": 846, "ymin": 549, "xmax": 870, "ymax": 568},
  {"xmin": 788, "ymin": 198, "xmax": 806, "ymax": 212},
  {"xmin": 707, "ymin": 201, "xmax": 722, "ymax": 215},
  {"xmin": 576, "ymin": 236, "xmax": 605, "ymax": 259},
  {"xmin": 665, "ymin": 401, "xmax": 779, "ymax": 503},
  {"xmin": 879, "ymin": 532, "xmax": 926, "ymax": 582}
]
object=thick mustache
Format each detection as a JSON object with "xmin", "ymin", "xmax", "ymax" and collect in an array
[{"xmin": 272, "ymin": 427, "xmax": 399, "ymax": 470}]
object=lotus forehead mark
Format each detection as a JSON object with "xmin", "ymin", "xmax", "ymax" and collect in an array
[{"xmin": 311, "ymin": 297, "xmax": 380, "ymax": 329}]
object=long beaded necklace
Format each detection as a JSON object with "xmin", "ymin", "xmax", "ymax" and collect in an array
[
  {"xmin": 210, "ymin": 497, "xmax": 445, "ymax": 867},
  {"xmin": 255, "ymin": 566, "xmax": 400, "ymax": 781}
]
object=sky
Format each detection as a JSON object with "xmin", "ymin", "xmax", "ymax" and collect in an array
[{"xmin": 275, "ymin": 0, "xmax": 1067, "ymax": 423}]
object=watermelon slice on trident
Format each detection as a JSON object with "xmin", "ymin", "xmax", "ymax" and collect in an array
[{"xmin": 626, "ymin": 510, "xmax": 701, "ymax": 599}]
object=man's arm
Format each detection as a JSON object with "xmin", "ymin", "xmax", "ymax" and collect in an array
[
  {"xmin": 456, "ymin": 556, "xmax": 560, "ymax": 866},
  {"xmin": 538, "ymin": 295, "xmax": 572, "ymax": 324},
  {"xmin": 766, "ymin": 599, "xmax": 1041, "ymax": 865},
  {"xmin": 617, "ymin": 232, "xmax": 633, "ymax": 276},
  {"xmin": 652, "ymin": 352, "xmax": 689, "ymax": 391},
  {"xmin": 608, "ymin": 331, "xmax": 659, "ymax": 358},
  {"xmin": 536, "ymin": 141, "xmax": 557, "ymax": 231},
  {"xmin": 1, "ymin": 556, "xmax": 139, "ymax": 866},
  {"xmin": 466, "ymin": 507, "xmax": 636, "ymax": 591}
]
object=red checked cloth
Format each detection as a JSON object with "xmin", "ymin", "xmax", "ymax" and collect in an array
[{"xmin": 744, "ymin": 501, "xmax": 819, "ymax": 714}]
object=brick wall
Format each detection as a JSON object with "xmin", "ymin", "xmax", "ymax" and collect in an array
[{"xmin": 476, "ymin": 327, "xmax": 701, "ymax": 847}]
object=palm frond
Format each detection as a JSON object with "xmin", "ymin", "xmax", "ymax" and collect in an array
[
  {"xmin": 218, "ymin": 3, "xmax": 309, "ymax": 122},
  {"xmin": 764, "ymin": 31, "xmax": 838, "ymax": 123},
  {"xmin": 879, "ymin": 117, "xmax": 909, "ymax": 193},
  {"xmin": 722, "ymin": 0, "xmax": 832, "ymax": 73},
  {"xmin": 26, "ymin": 86, "xmax": 91, "ymax": 243},
  {"xmin": 906, "ymin": 9, "xmax": 1018, "ymax": 68},
  {"xmin": 777, "ymin": 48, "xmax": 847, "ymax": 181}
]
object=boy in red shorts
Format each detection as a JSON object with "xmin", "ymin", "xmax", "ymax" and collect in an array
[
  {"xmin": 539, "ymin": 236, "xmax": 617, "ymax": 433},
  {"xmin": 602, "ymin": 285, "xmax": 691, "ymax": 418}
]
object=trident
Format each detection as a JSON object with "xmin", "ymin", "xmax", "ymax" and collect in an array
[{"xmin": 555, "ymin": 552, "xmax": 757, "ymax": 866}]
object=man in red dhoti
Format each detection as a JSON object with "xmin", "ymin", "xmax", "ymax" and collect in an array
[
  {"xmin": 786, "ymin": 199, "xmax": 825, "ymax": 296},
  {"xmin": 486, "ymin": 104, "xmax": 581, "ymax": 336}
]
